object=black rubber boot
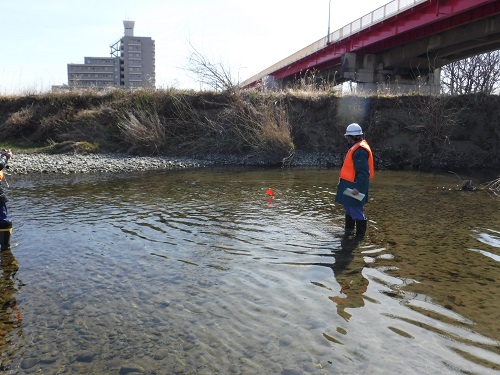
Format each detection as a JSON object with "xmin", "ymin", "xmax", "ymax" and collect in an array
[
  {"xmin": 355, "ymin": 220, "xmax": 367, "ymax": 239},
  {"xmin": 344, "ymin": 214, "xmax": 355, "ymax": 236},
  {"xmin": 0, "ymin": 230, "xmax": 10, "ymax": 251},
  {"xmin": 0, "ymin": 222, "xmax": 12, "ymax": 251}
]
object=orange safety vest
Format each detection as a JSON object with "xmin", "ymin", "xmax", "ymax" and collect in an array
[
  {"xmin": 0, "ymin": 170, "xmax": 3, "ymax": 181},
  {"xmin": 339, "ymin": 140, "xmax": 374, "ymax": 182}
]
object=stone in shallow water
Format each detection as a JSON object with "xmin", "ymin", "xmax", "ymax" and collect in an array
[
  {"xmin": 153, "ymin": 349, "xmax": 169, "ymax": 360},
  {"xmin": 76, "ymin": 352, "xmax": 95, "ymax": 363},
  {"xmin": 20, "ymin": 357, "xmax": 38, "ymax": 369},
  {"xmin": 119, "ymin": 364, "xmax": 145, "ymax": 374}
]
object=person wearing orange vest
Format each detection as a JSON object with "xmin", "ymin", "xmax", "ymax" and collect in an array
[
  {"xmin": 335, "ymin": 124, "xmax": 374, "ymax": 239},
  {"xmin": 0, "ymin": 149, "xmax": 13, "ymax": 247}
]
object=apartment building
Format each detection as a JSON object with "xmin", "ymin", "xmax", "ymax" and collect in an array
[{"xmin": 67, "ymin": 21, "xmax": 155, "ymax": 89}]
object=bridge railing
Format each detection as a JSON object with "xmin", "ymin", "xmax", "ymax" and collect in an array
[{"xmin": 242, "ymin": 0, "xmax": 427, "ymax": 87}]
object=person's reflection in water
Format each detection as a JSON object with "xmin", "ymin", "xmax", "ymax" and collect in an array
[
  {"xmin": 0, "ymin": 247, "xmax": 22, "ymax": 360},
  {"xmin": 329, "ymin": 237, "xmax": 369, "ymax": 321}
]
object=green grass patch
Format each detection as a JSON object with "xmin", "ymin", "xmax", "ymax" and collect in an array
[{"xmin": 0, "ymin": 141, "xmax": 46, "ymax": 153}]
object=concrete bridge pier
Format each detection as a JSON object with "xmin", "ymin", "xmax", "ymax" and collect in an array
[{"xmin": 340, "ymin": 53, "xmax": 441, "ymax": 94}]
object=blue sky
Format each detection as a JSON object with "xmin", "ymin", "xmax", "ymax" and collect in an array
[{"xmin": 1, "ymin": 0, "xmax": 388, "ymax": 94}]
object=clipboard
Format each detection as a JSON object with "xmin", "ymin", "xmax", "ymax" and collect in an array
[{"xmin": 343, "ymin": 188, "xmax": 365, "ymax": 201}]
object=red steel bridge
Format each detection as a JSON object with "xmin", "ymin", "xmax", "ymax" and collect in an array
[{"xmin": 241, "ymin": 0, "xmax": 500, "ymax": 92}]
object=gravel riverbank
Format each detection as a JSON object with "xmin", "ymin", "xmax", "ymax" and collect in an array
[{"xmin": 4, "ymin": 152, "xmax": 341, "ymax": 175}]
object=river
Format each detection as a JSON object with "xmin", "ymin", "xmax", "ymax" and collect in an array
[{"xmin": 1, "ymin": 168, "xmax": 499, "ymax": 374}]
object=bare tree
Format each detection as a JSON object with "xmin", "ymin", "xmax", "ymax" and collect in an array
[
  {"xmin": 186, "ymin": 43, "xmax": 237, "ymax": 94},
  {"xmin": 485, "ymin": 177, "xmax": 500, "ymax": 195},
  {"xmin": 441, "ymin": 50, "xmax": 500, "ymax": 95}
]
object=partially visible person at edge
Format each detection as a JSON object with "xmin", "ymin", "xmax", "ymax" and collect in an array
[
  {"xmin": 0, "ymin": 149, "xmax": 13, "ymax": 228},
  {"xmin": 335, "ymin": 123, "xmax": 374, "ymax": 239}
]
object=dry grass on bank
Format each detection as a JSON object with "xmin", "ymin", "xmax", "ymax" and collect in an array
[
  {"xmin": 0, "ymin": 87, "xmax": 296, "ymax": 166},
  {"xmin": 117, "ymin": 89, "xmax": 295, "ymax": 165},
  {"xmin": 1, "ymin": 87, "xmax": 499, "ymax": 171}
]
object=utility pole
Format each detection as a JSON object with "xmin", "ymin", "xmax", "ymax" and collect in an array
[{"xmin": 327, "ymin": 0, "xmax": 332, "ymax": 44}]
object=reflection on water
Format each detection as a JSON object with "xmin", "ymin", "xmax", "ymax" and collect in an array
[
  {"xmin": 0, "ymin": 248, "xmax": 22, "ymax": 370},
  {"xmin": 329, "ymin": 238, "xmax": 370, "ymax": 322},
  {"xmin": 0, "ymin": 168, "xmax": 499, "ymax": 374}
]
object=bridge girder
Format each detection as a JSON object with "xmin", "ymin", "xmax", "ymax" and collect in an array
[{"xmin": 243, "ymin": 0, "xmax": 500, "ymax": 92}]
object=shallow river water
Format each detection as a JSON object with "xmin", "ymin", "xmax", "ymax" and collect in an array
[{"xmin": 0, "ymin": 168, "xmax": 499, "ymax": 374}]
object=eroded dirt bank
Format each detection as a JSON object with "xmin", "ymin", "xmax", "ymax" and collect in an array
[{"xmin": 0, "ymin": 91, "xmax": 498, "ymax": 172}]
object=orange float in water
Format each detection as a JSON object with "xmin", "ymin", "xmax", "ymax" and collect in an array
[{"xmin": 266, "ymin": 189, "xmax": 274, "ymax": 197}]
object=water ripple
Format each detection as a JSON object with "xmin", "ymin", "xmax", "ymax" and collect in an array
[{"xmin": 3, "ymin": 169, "xmax": 499, "ymax": 374}]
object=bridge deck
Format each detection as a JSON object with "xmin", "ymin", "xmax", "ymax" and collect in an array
[{"xmin": 242, "ymin": 0, "xmax": 500, "ymax": 88}]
